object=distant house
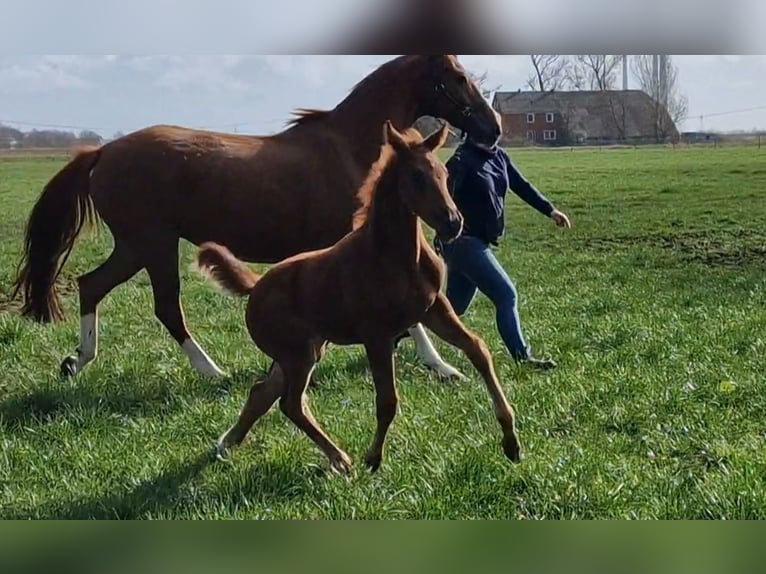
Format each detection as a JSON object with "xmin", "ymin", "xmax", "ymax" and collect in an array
[
  {"xmin": 413, "ymin": 115, "xmax": 463, "ymax": 146},
  {"xmin": 0, "ymin": 125, "xmax": 23, "ymax": 150},
  {"xmin": 492, "ymin": 90, "xmax": 680, "ymax": 146},
  {"xmin": 681, "ymin": 131, "xmax": 716, "ymax": 144}
]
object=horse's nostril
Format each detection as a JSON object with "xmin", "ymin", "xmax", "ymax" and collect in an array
[{"xmin": 446, "ymin": 212, "xmax": 463, "ymax": 238}]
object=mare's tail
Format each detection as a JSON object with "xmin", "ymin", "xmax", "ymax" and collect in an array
[{"xmin": 11, "ymin": 147, "xmax": 102, "ymax": 322}]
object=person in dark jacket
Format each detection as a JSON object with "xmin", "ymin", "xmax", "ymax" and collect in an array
[{"xmin": 435, "ymin": 129, "xmax": 571, "ymax": 369}]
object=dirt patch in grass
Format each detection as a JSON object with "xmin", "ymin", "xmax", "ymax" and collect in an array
[
  {"xmin": 0, "ymin": 275, "xmax": 78, "ymax": 314},
  {"xmin": 585, "ymin": 229, "xmax": 766, "ymax": 267}
]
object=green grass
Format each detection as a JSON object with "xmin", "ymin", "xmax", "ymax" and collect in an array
[{"xmin": 1, "ymin": 147, "xmax": 765, "ymax": 519}]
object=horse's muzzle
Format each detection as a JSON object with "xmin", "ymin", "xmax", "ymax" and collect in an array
[{"xmin": 438, "ymin": 211, "xmax": 464, "ymax": 244}]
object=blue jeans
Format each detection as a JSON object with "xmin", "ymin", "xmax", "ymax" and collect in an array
[{"xmin": 437, "ymin": 235, "xmax": 531, "ymax": 361}]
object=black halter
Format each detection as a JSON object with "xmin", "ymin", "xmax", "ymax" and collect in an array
[{"xmin": 433, "ymin": 79, "xmax": 474, "ymax": 119}]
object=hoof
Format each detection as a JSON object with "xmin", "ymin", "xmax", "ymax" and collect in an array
[
  {"xmin": 502, "ymin": 435, "xmax": 524, "ymax": 463},
  {"xmin": 214, "ymin": 428, "xmax": 239, "ymax": 461},
  {"xmin": 204, "ymin": 366, "xmax": 227, "ymax": 379},
  {"xmin": 214, "ymin": 440, "xmax": 233, "ymax": 462},
  {"xmin": 428, "ymin": 362, "xmax": 468, "ymax": 381},
  {"xmin": 365, "ymin": 451, "xmax": 382, "ymax": 473},
  {"xmin": 60, "ymin": 356, "xmax": 78, "ymax": 378},
  {"xmin": 329, "ymin": 452, "xmax": 353, "ymax": 475}
]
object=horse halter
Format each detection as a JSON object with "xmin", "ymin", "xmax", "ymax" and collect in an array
[{"xmin": 432, "ymin": 77, "xmax": 474, "ymax": 119}]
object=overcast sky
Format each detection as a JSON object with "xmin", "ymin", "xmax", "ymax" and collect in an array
[{"xmin": 1, "ymin": 55, "xmax": 764, "ymax": 138}]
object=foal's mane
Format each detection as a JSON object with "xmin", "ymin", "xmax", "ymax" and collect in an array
[{"xmin": 351, "ymin": 127, "xmax": 426, "ymax": 230}]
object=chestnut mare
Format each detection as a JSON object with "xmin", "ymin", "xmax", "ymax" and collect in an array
[
  {"xmin": 12, "ymin": 55, "xmax": 501, "ymax": 381},
  {"xmin": 198, "ymin": 122, "xmax": 522, "ymax": 473}
]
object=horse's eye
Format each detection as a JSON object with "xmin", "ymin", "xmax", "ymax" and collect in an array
[{"xmin": 412, "ymin": 170, "xmax": 429, "ymax": 190}]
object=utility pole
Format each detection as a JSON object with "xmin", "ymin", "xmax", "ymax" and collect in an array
[{"xmin": 622, "ymin": 55, "xmax": 628, "ymax": 90}]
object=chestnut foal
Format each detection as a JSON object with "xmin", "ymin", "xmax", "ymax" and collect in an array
[{"xmin": 197, "ymin": 122, "xmax": 522, "ymax": 473}]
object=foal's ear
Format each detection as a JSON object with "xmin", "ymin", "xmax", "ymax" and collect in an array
[
  {"xmin": 384, "ymin": 120, "xmax": 408, "ymax": 152},
  {"xmin": 423, "ymin": 122, "xmax": 450, "ymax": 152}
]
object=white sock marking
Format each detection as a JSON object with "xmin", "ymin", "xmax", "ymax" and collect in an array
[
  {"xmin": 182, "ymin": 338, "xmax": 225, "ymax": 377},
  {"xmin": 76, "ymin": 312, "xmax": 97, "ymax": 370},
  {"xmin": 408, "ymin": 323, "xmax": 465, "ymax": 379}
]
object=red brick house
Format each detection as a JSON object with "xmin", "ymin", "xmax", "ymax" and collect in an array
[{"xmin": 492, "ymin": 90, "xmax": 680, "ymax": 146}]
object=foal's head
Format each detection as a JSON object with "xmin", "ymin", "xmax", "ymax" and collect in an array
[{"xmin": 384, "ymin": 121, "xmax": 463, "ymax": 243}]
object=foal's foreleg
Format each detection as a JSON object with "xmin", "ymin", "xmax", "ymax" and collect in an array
[
  {"xmin": 61, "ymin": 241, "xmax": 142, "ymax": 377},
  {"xmin": 363, "ymin": 339, "xmax": 398, "ymax": 472},
  {"xmin": 422, "ymin": 294, "xmax": 523, "ymax": 463},
  {"xmin": 408, "ymin": 323, "xmax": 466, "ymax": 381}
]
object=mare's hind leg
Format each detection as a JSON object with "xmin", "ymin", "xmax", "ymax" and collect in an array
[
  {"xmin": 144, "ymin": 239, "xmax": 225, "ymax": 378},
  {"xmin": 61, "ymin": 241, "xmax": 142, "ymax": 378},
  {"xmin": 279, "ymin": 349, "xmax": 351, "ymax": 474},
  {"xmin": 407, "ymin": 323, "xmax": 466, "ymax": 381},
  {"xmin": 216, "ymin": 361, "xmax": 285, "ymax": 456},
  {"xmin": 422, "ymin": 294, "xmax": 523, "ymax": 463}
]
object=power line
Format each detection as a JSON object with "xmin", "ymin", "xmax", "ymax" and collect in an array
[
  {"xmin": 0, "ymin": 119, "xmax": 119, "ymax": 132},
  {"xmin": 4, "ymin": 103, "xmax": 766, "ymax": 136},
  {"xmin": 679, "ymin": 104, "xmax": 766, "ymax": 122},
  {"xmin": 194, "ymin": 118, "xmax": 289, "ymax": 130},
  {"xmin": 0, "ymin": 117, "xmax": 297, "ymax": 134}
]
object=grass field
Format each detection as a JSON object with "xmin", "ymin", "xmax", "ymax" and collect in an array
[{"xmin": 1, "ymin": 146, "xmax": 765, "ymax": 519}]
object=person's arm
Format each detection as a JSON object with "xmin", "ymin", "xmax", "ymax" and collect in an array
[
  {"xmin": 503, "ymin": 151, "xmax": 554, "ymax": 216},
  {"xmin": 504, "ymin": 151, "xmax": 572, "ymax": 228}
]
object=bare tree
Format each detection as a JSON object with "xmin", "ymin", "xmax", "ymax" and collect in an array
[
  {"xmin": 468, "ymin": 69, "xmax": 501, "ymax": 100},
  {"xmin": 567, "ymin": 55, "xmax": 621, "ymax": 91},
  {"xmin": 631, "ymin": 55, "xmax": 688, "ymax": 142},
  {"xmin": 606, "ymin": 93, "xmax": 628, "ymax": 141},
  {"xmin": 527, "ymin": 55, "xmax": 567, "ymax": 91},
  {"xmin": 77, "ymin": 130, "xmax": 104, "ymax": 146}
]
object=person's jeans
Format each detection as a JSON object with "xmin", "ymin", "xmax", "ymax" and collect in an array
[{"xmin": 437, "ymin": 235, "xmax": 531, "ymax": 361}]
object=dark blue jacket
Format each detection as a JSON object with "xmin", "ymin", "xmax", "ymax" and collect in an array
[{"xmin": 446, "ymin": 140, "xmax": 554, "ymax": 246}]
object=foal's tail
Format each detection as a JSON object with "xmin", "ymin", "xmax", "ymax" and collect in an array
[
  {"xmin": 197, "ymin": 242, "xmax": 261, "ymax": 297},
  {"xmin": 11, "ymin": 146, "xmax": 102, "ymax": 323}
]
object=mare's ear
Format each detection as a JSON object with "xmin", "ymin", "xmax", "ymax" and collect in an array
[
  {"xmin": 423, "ymin": 122, "xmax": 450, "ymax": 152},
  {"xmin": 384, "ymin": 120, "xmax": 409, "ymax": 152}
]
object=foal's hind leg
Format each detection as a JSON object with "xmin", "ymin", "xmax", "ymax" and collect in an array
[
  {"xmin": 216, "ymin": 361, "xmax": 285, "ymax": 456},
  {"xmin": 145, "ymin": 240, "xmax": 225, "ymax": 377},
  {"xmin": 279, "ymin": 350, "xmax": 352, "ymax": 474},
  {"xmin": 423, "ymin": 294, "xmax": 523, "ymax": 463},
  {"xmin": 61, "ymin": 241, "xmax": 142, "ymax": 377},
  {"xmin": 218, "ymin": 341, "xmax": 328, "ymax": 457}
]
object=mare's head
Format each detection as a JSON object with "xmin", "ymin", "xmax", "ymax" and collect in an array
[
  {"xmin": 384, "ymin": 121, "xmax": 463, "ymax": 243},
  {"xmin": 416, "ymin": 55, "xmax": 501, "ymax": 148}
]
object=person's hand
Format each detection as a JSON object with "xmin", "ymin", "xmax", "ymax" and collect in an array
[{"xmin": 550, "ymin": 209, "xmax": 571, "ymax": 229}]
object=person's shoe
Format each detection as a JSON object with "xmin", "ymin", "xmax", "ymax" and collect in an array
[{"xmin": 518, "ymin": 357, "xmax": 557, "ymax": 370}]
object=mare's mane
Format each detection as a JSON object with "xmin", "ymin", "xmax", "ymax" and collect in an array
[{"xmin": 286, "ymin": 56, "xmax": 419, "ymax": 128}]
